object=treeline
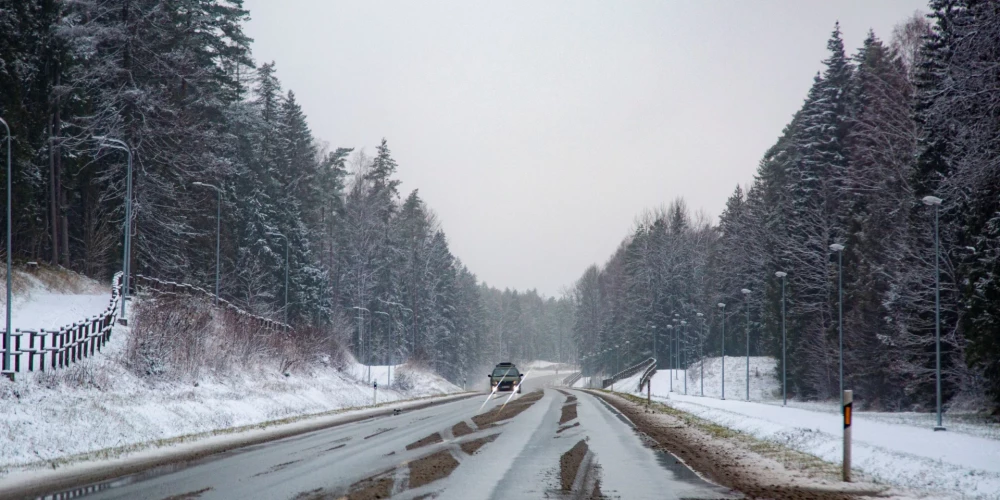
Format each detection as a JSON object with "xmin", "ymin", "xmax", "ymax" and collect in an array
[
  {"xmin": 574, "ymin": 5, "xmax": 1000, "ymax": 410},
  {"xmin": 479, "ymin": 286, "xmax": 574, "ymax": 366},
  {"xmin": 0, "ymin": 0, "xmax": 497, "ymax": 382}
]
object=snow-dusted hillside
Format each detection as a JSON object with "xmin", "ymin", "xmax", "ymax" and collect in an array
[
  {"xmin": 0, "ymin": 269, "xmax": 463, "ymax": 473},
  {"xmin": 0, "ymin": 325, "xmax": 461, "ymax": 472},
  {"xmin": 1, "ymin": 266, "xmax": 110, "ymax": 331}
]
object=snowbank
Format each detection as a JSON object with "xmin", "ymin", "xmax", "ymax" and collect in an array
[
  {"xmin": 0, "ymin": 290, "xmax": 462, "ymax": 474},
  {"xmin": 607, "ymin": 357, "xmax": 1000, "ymax": 499}
]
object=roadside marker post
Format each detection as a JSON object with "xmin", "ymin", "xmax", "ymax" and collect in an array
[
  {"xmin": 373, "ymin": 380, "xmax": 378, "ymax": 406},
  {"xmin": 647, "ymin": 379, "xmax": 651, "ymax": 406},
  {"xmin": 843, "ymin": 390, "xmax": 852, "ymax": 482}
]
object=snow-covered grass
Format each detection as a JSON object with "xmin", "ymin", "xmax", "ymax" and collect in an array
[
  {"xmin": 0, "ymin": 269, "xmax": 463, "ymax": 474},
  {"xmin": 609, "ymin": 356, "xmax": 1000, "ymax": 499}
]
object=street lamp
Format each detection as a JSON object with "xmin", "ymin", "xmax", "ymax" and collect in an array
[
  {"xmin": 718, "ymin": 302, "xmax": 726, "ymax": 400},
  {"xmin": 741, "ymin": 289, "xmax": 751, "ymax": 401},
  {"xmin": 697, "ymin": 312, "xmax": 705, "ymax": 396},
  {"xmin": 666, "ymin": 325, "xmax": 674, "ymax": 392},
  {"xmin": 267, "ymin": 231, "xmax": 289, "ymax": 325},
  {"xmin": 775, "ymin": 271, "xmax": 788, "ymax": 406},
  {"xmin": 352, "ymin": 306, "xmax": 370, "ymax": 382},
  {"xmin": 673, "ymin": 313, "xmax": 680, "ymax": 380},
  {"xmin": 681, "ymin": 320, "xmax": 688, "ymax": 395},
  {"xmin": 377, "ymin": 297, "xmax": 412, "ymax": 388},
  {"xmin": 649, "ymin": 322, "xmax": 657, "ymax": 368},
  {"xmin": 95, "ymin": 136, "xmax": 133, "ymax": 323},
  {"xmin": 192, "ymin": 182, "xmax": 222, "ymax": 304},
  {"xmin": 0, "ymin": 117, "xmax": 10, "ymax": 377},
  {"xmin": 922, "ymin": 195, "xmax": 945, "ymax": 431},
  {"xmin": 830, "ymin": 243, "xmax": 845, "ymax": 411}
]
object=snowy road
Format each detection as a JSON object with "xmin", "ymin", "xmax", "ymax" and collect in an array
[{"xmin": 44, "ymin": 374, "xmax": 738, "ymax": 499}]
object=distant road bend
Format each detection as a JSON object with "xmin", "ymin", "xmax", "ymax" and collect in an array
[{"xmin": 43, "ymin": 374, "xmax": 738, "ymax": 499}]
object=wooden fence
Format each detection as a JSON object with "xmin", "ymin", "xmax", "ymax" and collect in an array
[{"xmin": 0, "ymin": 272, "xmax": 122, "ymax": 376}]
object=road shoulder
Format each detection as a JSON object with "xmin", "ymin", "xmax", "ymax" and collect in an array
[{"xmin": 586, "ymin": 390, "xmax": 896, "ymax": 500}]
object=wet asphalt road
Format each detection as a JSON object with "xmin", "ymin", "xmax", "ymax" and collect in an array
[{"xmin": 47, "ymin": 373, "xmax": 739, "ymax": 499}]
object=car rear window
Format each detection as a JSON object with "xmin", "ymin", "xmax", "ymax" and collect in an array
[{"xmin": 492, "ymin": 367, "xmax": 518, "ymax": 377}]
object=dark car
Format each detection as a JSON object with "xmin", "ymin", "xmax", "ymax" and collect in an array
[{"xmin": 489, "ymin": 362, "xmax": 523, "ymax": 393}]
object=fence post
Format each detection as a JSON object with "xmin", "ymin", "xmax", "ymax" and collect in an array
[
  {"xmin": 843, "ymin": 389, "xmax": 852, "ymax": 482},
  {"xmin": 27, "ymin": 331, "xmax": 35, "ymax": 371},
  {"xmin": 50, "ymin": 330, "xmax": 58, "ymax": 370},
  {"xmin": 38, "ymin": 332, "xmax": 46, "ymax": 372}
]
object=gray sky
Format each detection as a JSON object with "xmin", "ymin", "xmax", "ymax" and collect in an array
[{"xmin": 243, "ymin": 0, "xmax": 927, "ymax": 297}]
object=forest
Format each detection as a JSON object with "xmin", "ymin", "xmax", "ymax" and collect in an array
[
  {"xmin": 0, "ymin": 0, "xmax": 572, "ymax": 383},
  {"xmin": 573, "ymin": 2, "xmax": 1000, "ymax": 410}
]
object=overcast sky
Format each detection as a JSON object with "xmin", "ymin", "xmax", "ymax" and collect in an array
[{"xmin": 243, "ymin": 0, "xmax": 927, "ymax": 297}]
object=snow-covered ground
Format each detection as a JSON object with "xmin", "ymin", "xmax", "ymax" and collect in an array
[
  {"xmin": 0, "ymin": 269, "xmax": 463, "ymax": 474},
  {"xmin": 346, "ymin": 361, "xmax": 470, "ymax": 392},
  {"xmin": 0, "ymin": 323, "xmax": 461, "ymax": 473},
  {"xmin": 2, "ymin": 267, "xmax": 111, "ymax": 331},
  {"xmin": 609, "ymin": 357, "xmax": 1000, "ymax": 499}
]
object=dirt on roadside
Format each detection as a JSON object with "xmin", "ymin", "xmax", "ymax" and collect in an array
[
  {"xmin": 408, "ymin": 450, "xmax": 460, "ymax": 489},
  {"xmin": 405, "ymin": 432, "xmax": 443, "ymax": 451},
  {"xmin": 590, "ymin": 391, "xmax": 882, "ymax": 500},
  {"xmin": 559, "ymin": 440, "xmax": 589, "ymax": 491},
  {"xmin": 459, "ymin": 433, "xmax": 499, "ymax": 455},
  {"xmin": 451, "ymin": 421, "xmax": 474, "ymax": 437},
  {"xmin": 471, "ymin": 390, "xmax": 543, "ymax": 428},
  {"xmin": 346, "ymin": 475, "xmax": 393, "ymax": 500},
  {"xmin": 559, "ymin": 401, "xmax": 578, "ymax": 425}
]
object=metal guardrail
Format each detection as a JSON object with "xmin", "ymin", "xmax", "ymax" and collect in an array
[
  {"xmin": 602, "ymin": 357, "xmax": 656, "ymax": 390},
  {"xmin": 562, "ymin": 372, "xmax": 582, "ymax": 387},
  {"xmin": 135, "ymin": 275, "xmax": 292, "ymax": 333},
  {"xmin": 638, "ymin": 360, "xmax": 658, "ymax": 392},
  {"xmin": 1, "ymin": 272, "xmax": 122, "ymax": 376}
]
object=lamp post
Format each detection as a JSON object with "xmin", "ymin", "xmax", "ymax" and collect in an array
[
  {"xmin": 352, "ymin": 306, "xmax": 370, "ymax": 382},
  {"xmin": 830, "ymin": 243, "xmax": 845, "ymax": 411},
  {"xmin": 649, "ymin": 322, "xmax": 657, "ymax": 368},
  {"xmin": 267, "ymin": 231, "xmax": 289, "ymax": 325},
  {"xmin": 95, "ymin": 136, "xmax": 132, "ymax": 323},
  {"xmin": 192, "ymin": 182, "xmax": 222, "ymax": 304},
  {"xmin": 718, "ymin": 302, "xmax": 726, "ymax": 400},
  {"xmin": 1, "ymin": 117, "xmax": 10, "ymax": 377},
  {"xmin": 697, "ymin": 312, "xmax": 705, "ymax": 396},
  {"xmin": 775, "ymin": 271, "xmax": 788, "ymax": 406},
  {"xmin": 666, "ymin": 325, "xmax": 674, "ymax": 392},
  {"xmin": 741, "ymin": 289, "xmax": 751, "ymax": 401},
  {"xmin": 673, "ymin": 313, "xmax": 680, "ymax": 379},
  {"xmin": 377, "ymin": 298, "xmax": 412, "ymax": 389},
  {"xmin": 922, "ymin": 195, "xmax": 946, "ymax": 431},
  {"xmin": 615, "ymin": 344, "xmax": 620, "ymax": 375},
  {"xmin": 681, "ymin": 320, "xmax": 688, "ymax": 394}
]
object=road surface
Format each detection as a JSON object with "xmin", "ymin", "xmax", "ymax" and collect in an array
[{"xmin": 46, "ymin": 373, "xmax": 739, "ymax": 499}]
